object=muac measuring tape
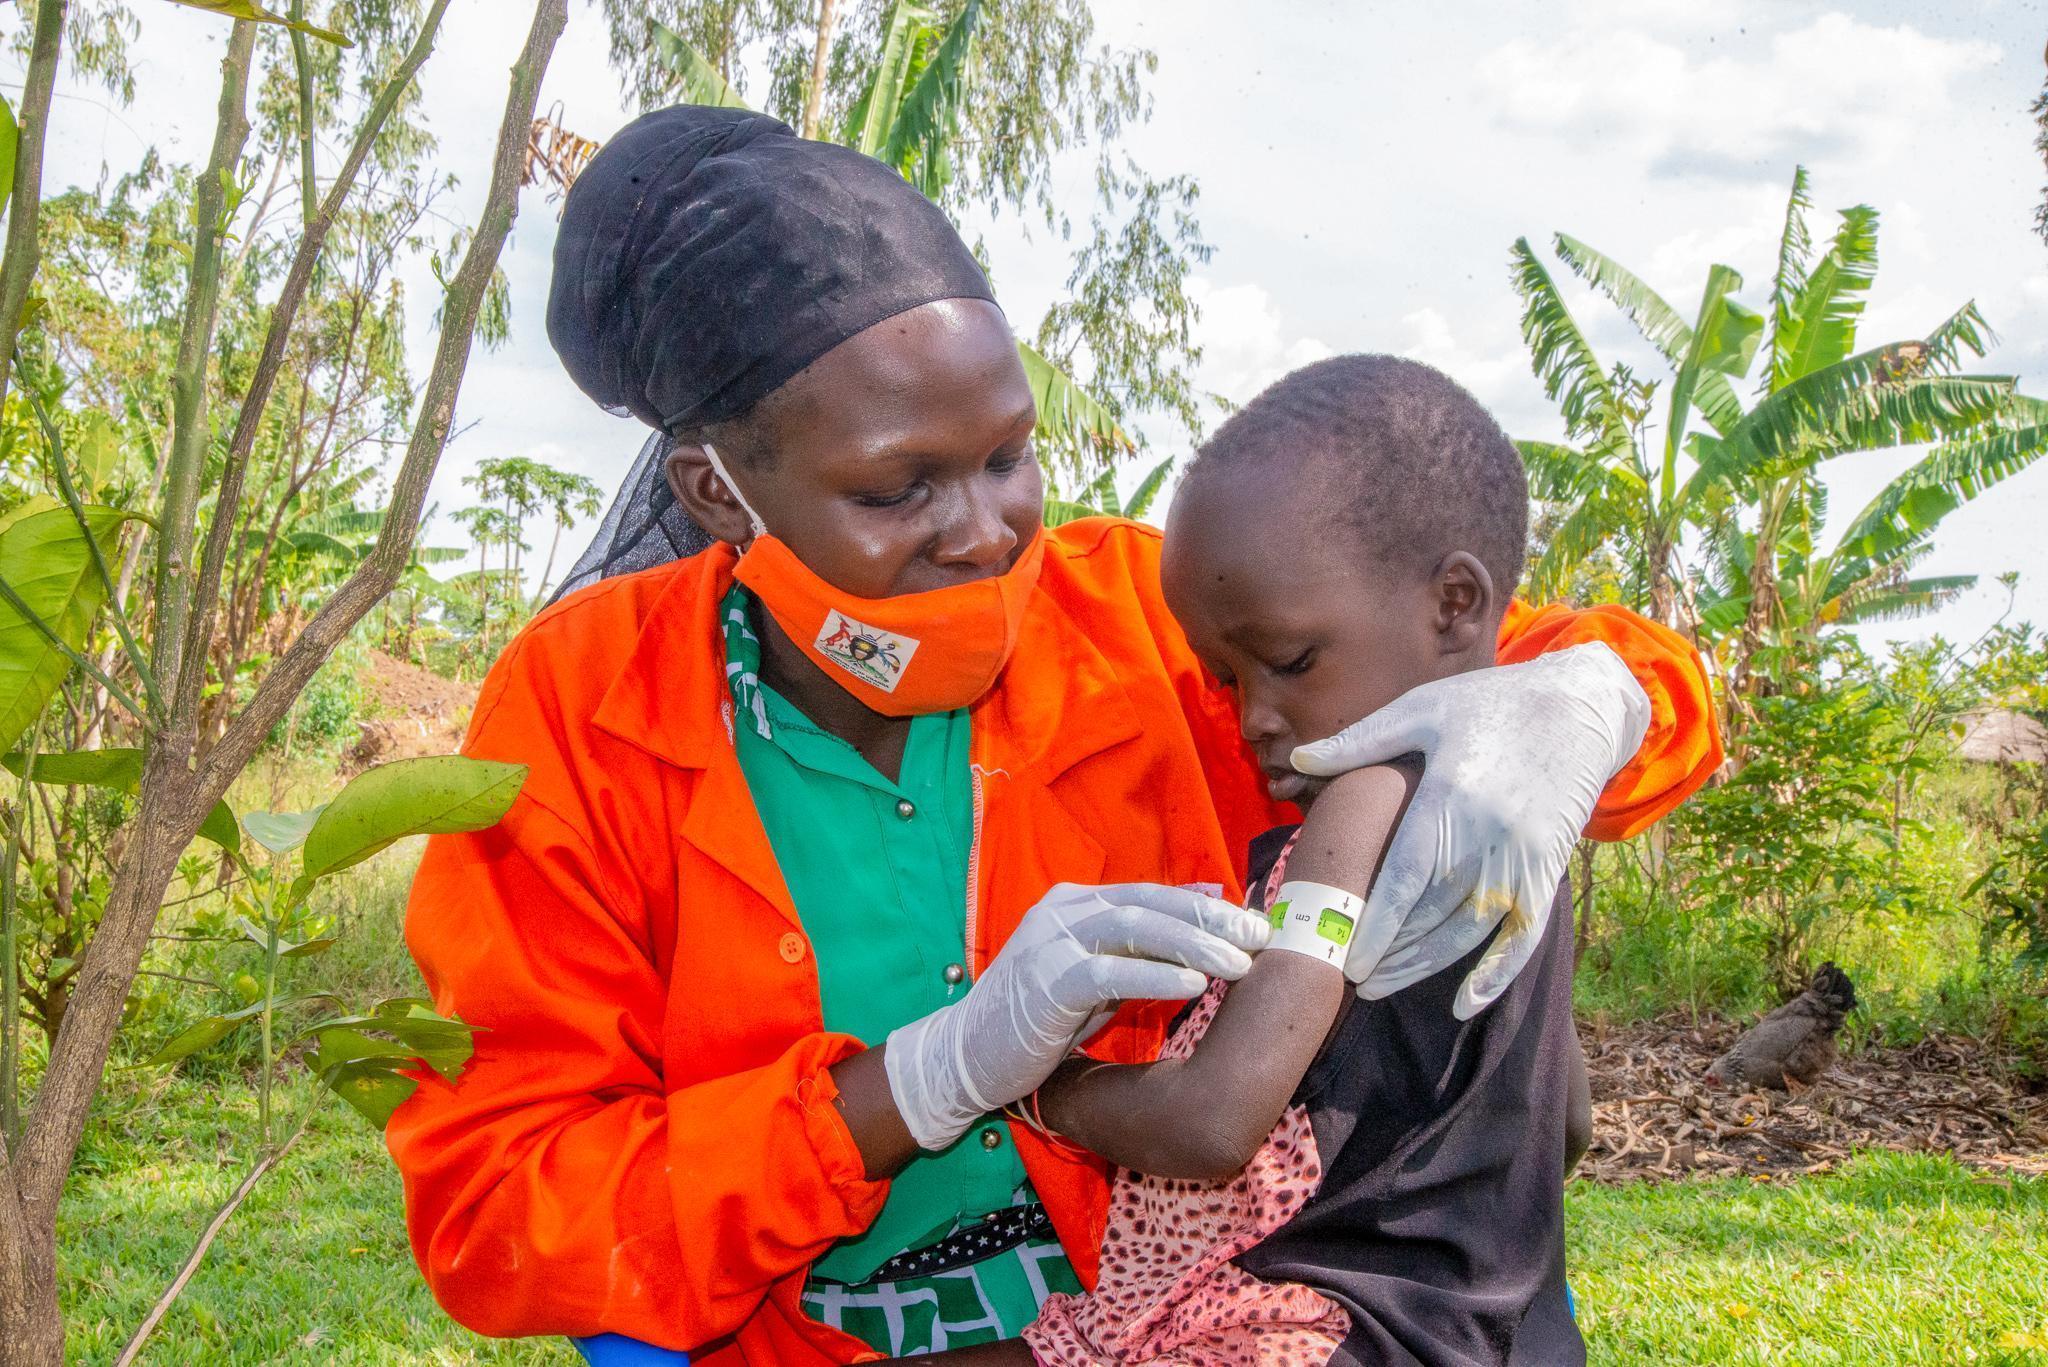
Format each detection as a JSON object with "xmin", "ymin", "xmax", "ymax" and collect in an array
[{"xmin": 1265, "ymin": 880, "xmax": 1365, "ymax": 968}]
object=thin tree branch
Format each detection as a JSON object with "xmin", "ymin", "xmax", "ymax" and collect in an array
[
  {"xmin": 152, "ymin": 21, "xmax": 259, "ymax": 720},
  {"xmin": 177, "ymin": 0, "xmax": 457, "ymax": 730},
  {"xmin": 14, "ymin": 0, "xmax": 568, "ymax": 1238},
  {"xmin": 201, "ymin": 0, "xmax": 566, "ymax": 795},
  {"xmin": 0, "ymin": 0, "xmax": 70, "ymax": 415},
  {"xmin": 2, "ymin": 733, "xmax": 39, "ymax": 1152},
  {"xmin": 112, "ymin": 1101, "xmax": 317, "ymax": 1367},
  {"xmin": 289, "ymin": 0, "xmax": 320, "ymax": 229}
]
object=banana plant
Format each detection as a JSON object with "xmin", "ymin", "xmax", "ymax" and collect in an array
[
  {"xmin": 1512, "ymin": 166, "xmax": 2040, "ymax": 695},
  {"xmin": 1696, "ymin": 417, "xmax": 2048, "ymax": 646},
  {"xmin": 1044, "ymin": 455, "xmax": 1173, "ymax": 527}
]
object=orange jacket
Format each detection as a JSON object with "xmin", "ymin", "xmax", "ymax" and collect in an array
[{"xmin": 388, "ymin": 518, "xmax": 1719, "ymax": 1361}]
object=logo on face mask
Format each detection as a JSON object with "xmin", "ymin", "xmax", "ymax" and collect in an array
[{"xmin": 814, "ymin": 611, "xmax": 921, "ymax": 693}]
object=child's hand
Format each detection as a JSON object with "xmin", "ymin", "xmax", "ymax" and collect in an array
[{"xmin": 1290, "ymin": 642, "xmax": 1649, "ymax": 1017}]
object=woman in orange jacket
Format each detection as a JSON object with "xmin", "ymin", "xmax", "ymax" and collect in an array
[{"xmin": 388, "ymin": 106, "xmax": 1721, "ymax": 1365}]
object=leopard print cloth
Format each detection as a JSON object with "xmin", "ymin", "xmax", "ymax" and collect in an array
[{"xmin": 1023, "ymin": 838, "xmax": 1349, "ymax": 1365}]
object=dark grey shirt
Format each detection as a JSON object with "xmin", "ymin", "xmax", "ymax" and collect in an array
[{"xmin": 1234, "ymin": 827, "xmax": 1586, "ymax": 1367}]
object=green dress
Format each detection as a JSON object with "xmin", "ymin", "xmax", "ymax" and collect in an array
[{"xmin": 720, "ymin": 587, "xmax": 1082, "ymax": 1355}]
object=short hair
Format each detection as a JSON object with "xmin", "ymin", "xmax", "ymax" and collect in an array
[{"xmin": 1186, "ymin": 355, "xmax": 1528, "ymax": 599}]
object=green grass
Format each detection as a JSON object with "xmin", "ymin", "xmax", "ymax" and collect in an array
[
  {"xmin": 60, "ymin": 1070, "xmax": 574, "ymax": 1365},
  {"xmin": 54, "ymin": 1065, "xmax": 2048, "ymax": 1364},
  {"xmin": 1568, "ymin": 1152, "xmax": 2048, "ymax": 1366}
]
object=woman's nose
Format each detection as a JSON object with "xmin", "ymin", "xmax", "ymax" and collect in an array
[{"xmin": 932, "ymin": 484, "xmax": 1019, "ymax": 571}]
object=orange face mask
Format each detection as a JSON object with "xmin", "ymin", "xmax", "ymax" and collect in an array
[{"xmin": 706, "ymin": 443, "xmax": 1045, "ymax": 717}]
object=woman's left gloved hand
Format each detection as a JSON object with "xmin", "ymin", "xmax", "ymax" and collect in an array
[
  {"xmin": 1291, "ymin": 642, "xmax": 1651, "ymax": 1019},
  {"xmin": 884, "ymin": 882, "xmax": 1270, "ymax": 1150}
]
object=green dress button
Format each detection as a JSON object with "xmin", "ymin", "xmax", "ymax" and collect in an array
[
  {"xmin": 943, "ymin": 962, "xmax": 966, "ymax": 985},
  {"xmin": 897, "ymin": 798, "xmax": 916, "ymax": 819},
  {"xmin": 981, "ymin": 1127, "xmax": 1003, "ymax": 1151}
]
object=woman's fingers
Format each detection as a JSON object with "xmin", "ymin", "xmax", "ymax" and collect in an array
[
  {"xmin": 1072, "ymin": 904, "xmax": 1257, "ymax": 979},
  {"xmin": 1088, "ymin": 881, "xmax": 1272, "ymax": 954},
  {"xmin": 1054, "ymin": 955, "xmax": 1209, "ymax": 1014}
]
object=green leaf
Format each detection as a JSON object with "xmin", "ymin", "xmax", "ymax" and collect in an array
[
  {"xmin": 1832, "ymin": 422, "xmax": 2048, "ymax": 566},
  {"xmin": 649, "ymin": 22, "xmax": 750, "ymax": 110},
  {"xmin": 0, "ymin": 94, "xmax": 17, "ymax": 208},
  {"xmin": 1554, "ymin": 233, "xmax": 1694, "ymax": 367},
  {"xmin": 1, "ymin": 745, "xmax": 239, "ymax": 853},
  {"xmin": 1040, "ymin": 498, "xmax": 1098, "ymax": 528},
  {"xmin": 878, "ymin": 0, "xmax": 982, "ymax": 198},
  {"xmin": 199, "ymin": 799, "xmax": 241, "ymax": 855},
  {"xmin": 70, "ymin": 412, "xmax": 122, "ymax": 494},
  {"xmin": 1122, "ymin": 457, "xmax": 1176, "ymax": 522},
  {"xmin": 153, "ymin": 0, "xmax": 352, "ymax": 46},
  {"xmin": 139, "ymin": 994, "xmax": 335, "ymax": 1067},
  {"xmin": 1663, "ymin": 264, "xmax": 1759, "ymax": 480},
  {"xmin": 1509, "ymin": 239, "xmax": 1633, "ymax": 457},
  {"xmin": 0, "ymin": 506, "xmax": 131, "ymax": 755},
  {"xmin": 2, "ymin": 746, "xmax": 142, "ymax": 787},
  {"xmin": 320, "ymin": 1057, "xmax": 420, "ymax": 1128},
  {"xmin": 1768, "ymin": 166, "xmax": 1816, "ymax": 327},
  {"xmin": 0, "ymin": 496, "xmax": 60, "ymax": 538},
  {"xmin": 230, "ymin": 914, "xmax": 334, "ymax": 959},
  {"xmin": 241, "ymin": 806, "xmax": 325, "ymax": 855},
  {"xmin": 845, "ymin": 0, "xmax": 937, "ymax": 155},
  {"xmin": 303, "ymin": 998, "xmax": 477, "ymax": 1084},
  {"xmin": 1772, "ymin": 202, "xmax": 1879, "ymax": 387},
  {"xmin": 146, "ymin": 993, "xmax": 345, "ymax": 1067},
  {"xmin": 297, "ymin": 756, "xmax": 526, "ymax": 889},
  {"xmin": 1018, "ymin": 341, "xmax": 1133, "ymax": 475},
  {"xmin": 141, "ymin": 1010, "xmax": 251, "ymax": 1066},
  {"xmin": 1690, "ymin": 349, "xmax": 2014, "ymax": 499}
]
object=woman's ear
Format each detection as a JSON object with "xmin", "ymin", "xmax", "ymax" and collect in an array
[
  {"xmin": 1429, "ymin": 552, "xmax": 1496, "ymax": 655},
  {"xmin": 666, "ymin": 441, "xmax": 756, "ymax": 547}
]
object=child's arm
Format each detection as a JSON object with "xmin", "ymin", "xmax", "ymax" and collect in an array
[{"xmin": 1037, "ymin": 762, "xmax": 1420, "ymax": 1181}]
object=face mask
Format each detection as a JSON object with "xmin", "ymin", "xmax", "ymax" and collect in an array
[{"xmin": 704, "ymin": 443, "xmax": 1045, "ymax": 717}]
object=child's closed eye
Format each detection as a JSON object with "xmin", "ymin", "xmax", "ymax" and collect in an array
[{"xmin": 1273, "ymin": 648, "xmax": 1317, "ymax": 677}]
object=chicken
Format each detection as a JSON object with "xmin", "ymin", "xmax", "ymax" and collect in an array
[{"xmin": 1707, "ymin": 963, "xmax": 1858, "ymax": 1091}]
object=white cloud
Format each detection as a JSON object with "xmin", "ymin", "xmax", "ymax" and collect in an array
[
  {"xmin": 1394, "ymin": 305, "xmax": 1544, "ymax": 427},
  {"xmin": 1475, "ymin": 13, "xmax": 2000, "ymax": 178},
  {"xmin": 1184, "ymin": 278, "xmax": 1334, "ymax": 406}
]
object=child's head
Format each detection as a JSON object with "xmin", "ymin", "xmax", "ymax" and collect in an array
[{"xmin": 1161, "ymin": 355, "xmax": 1527, "ymax": 805}]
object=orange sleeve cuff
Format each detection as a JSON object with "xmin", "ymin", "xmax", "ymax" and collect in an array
[{"xmin": 1498, "ymin": 600, "xmax": 1724, "ymax": 840}]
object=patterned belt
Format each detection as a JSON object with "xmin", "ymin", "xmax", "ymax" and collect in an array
[{"xmin": 859, "ymin": 1202, "xmax": 1058, "ymax": 1283}]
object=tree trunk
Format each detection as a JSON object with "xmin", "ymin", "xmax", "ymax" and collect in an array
[
  {"xmin": 800, "ymin": 0, "xmax": 841, "ymax": 139},
  {"xmin": 532, "ymin": 518, "xmax": 565, "ymax": 611},
  {"xmin": 0, "ymin": 1211, "xmax": 62, "ymax": 1367},
  {"xmin": 1572, "ymin": 839, "xmax": 1596, "ymax": 971}
]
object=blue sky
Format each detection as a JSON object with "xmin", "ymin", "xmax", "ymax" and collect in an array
[{"xmin": 19, "ymin": 0, "xmax": 2048, "ymax": 647}]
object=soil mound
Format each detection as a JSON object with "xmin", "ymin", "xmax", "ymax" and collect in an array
[{"xmin": 344, "ymin": 651, "xmax": 479, "ymax": 774}]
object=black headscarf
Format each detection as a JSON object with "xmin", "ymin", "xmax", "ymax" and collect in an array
[{"xmin": 546, "ymin": 106, "xmax": 997, "ymax": 597}]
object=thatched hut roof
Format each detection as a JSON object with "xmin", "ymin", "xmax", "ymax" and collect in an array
[{"xmin": 1956, "ymin": 708, "xmax": 2048, "ymax": 764}]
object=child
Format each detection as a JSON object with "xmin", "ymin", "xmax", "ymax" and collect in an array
[{"xmin": 899, "ymin": 354, "xmax": 1588, "ymax": 1367}]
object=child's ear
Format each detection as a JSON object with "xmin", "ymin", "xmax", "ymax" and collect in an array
[{"xmin": 1429, "ymin": 552, "xmax": 1496, "ymax": 654}]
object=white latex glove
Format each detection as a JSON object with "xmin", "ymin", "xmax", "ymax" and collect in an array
[
  {"xmin": 884, "ymin": 882, "xmax": 1270, "ymax": 1150},
  {"xmin": 1292, "ymin": 642, "xmax": 1651, "ymax": 1019}
]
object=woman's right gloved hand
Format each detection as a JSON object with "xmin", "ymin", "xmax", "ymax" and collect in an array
[{"xmin": 884, "ymin": 882, "xmax": 1270, "ymax": 1150}]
